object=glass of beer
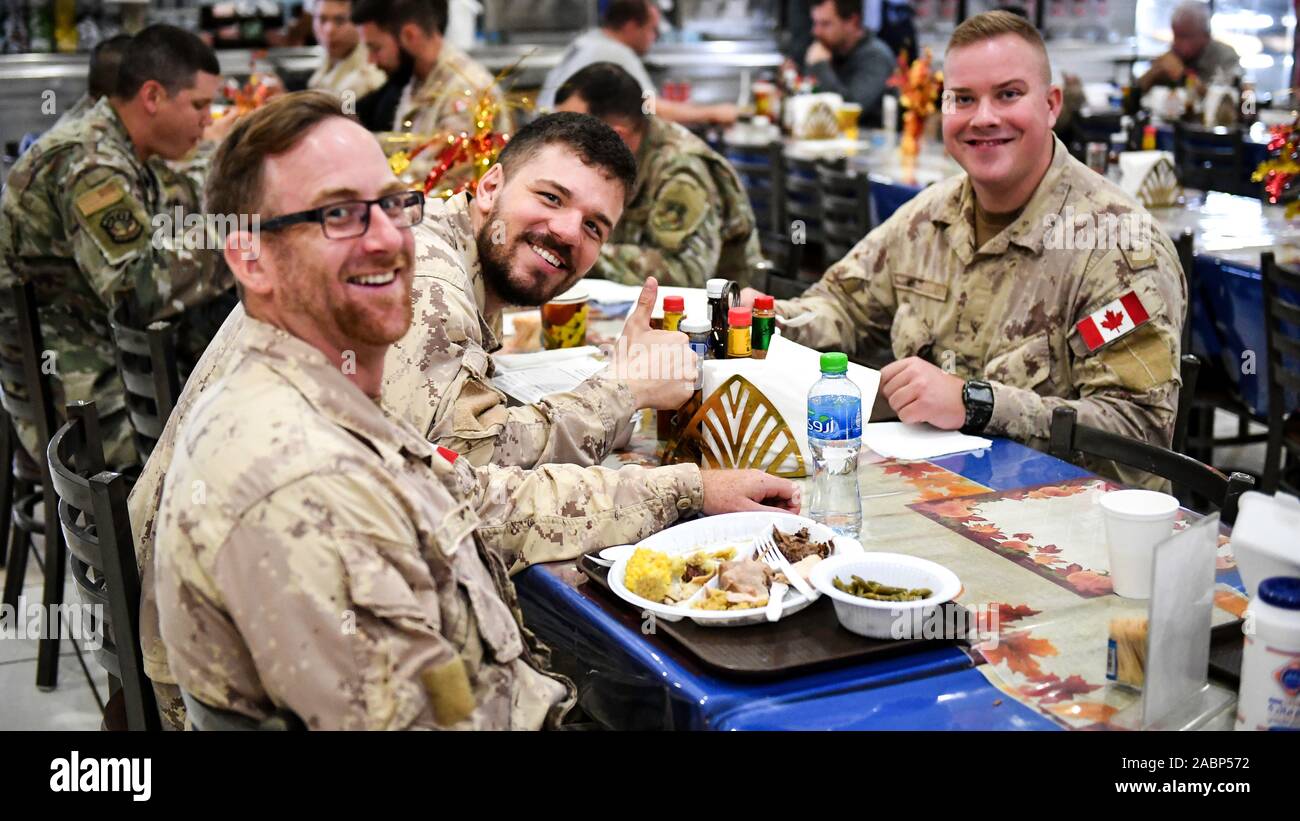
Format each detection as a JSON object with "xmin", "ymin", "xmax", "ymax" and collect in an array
[
  {"xmin": 541, "ymin": 286, "xmax": 589, "ymax": 350},
  {"xmin": 837, "ymin": 103, "xmax": 863, "ymax": 141}
]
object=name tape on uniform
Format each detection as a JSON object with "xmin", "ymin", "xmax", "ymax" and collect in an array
[{"xmin": 1076, "ymin": 290, "xmax": 1151, "ymax": 352}]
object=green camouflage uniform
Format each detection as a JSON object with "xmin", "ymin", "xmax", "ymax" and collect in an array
[
  {"xmin": 0, "ymin": 97, "xmax": 231, "ymax": 469},
  {"xmin": 591, "ymin": 116, "xmax": 765, "ymax": 289},
  {"xmin": 132, "ymin": 192, "xmax": 702, "ymax": 727},
  {"xmin": 775, "ymin": 136, "xmax": 1187, "ymax": 489}
]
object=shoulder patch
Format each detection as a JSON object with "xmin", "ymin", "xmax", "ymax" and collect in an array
[
  {"xmin": 1118, "ymin": 242, "xmax": 1158, "ymax": 272},
  {"xmin": 648, "ymin": 176, "xmax": 709, "ymax": 251},
  {"xmin": 75, "ymin": 180, "xmax": 126, "ymax": 217},
  {"xmin": 99, "ymin": 207, "xmax": 143, "ymax": 244}
]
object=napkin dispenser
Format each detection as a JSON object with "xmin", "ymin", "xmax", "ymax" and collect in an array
[
  {"xmin": 1119, "ymin": 150, "xmax": 1180, "ymax": 208},
  {"xmin": 786, "ymin": 93, "xmax": 845, "ymax": 141},
  {"xmin": 663, "ymin": 335, "xmax": 880, "ymax": 478},
  {"xmin": 1231, "ymin": 491, "xmax": 1300, "ymax": 598}
]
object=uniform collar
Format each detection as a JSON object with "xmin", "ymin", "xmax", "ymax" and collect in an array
[
  {"xmin": 430, "ymin": 192, "xmax": 501, "ymax": 349},
  {"xmin": 236, "ymin": 315, "xmax": 434, "ymax": 466},
  {"xmin": 931, "ymin": 134, "xmax": 1074, "ymax": 262},
  {"xmin": 92, "ymin": 97, "xmax": 139, "ymax": 160}
]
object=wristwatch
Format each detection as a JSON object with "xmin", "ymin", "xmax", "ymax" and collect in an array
[{"xmin": 961, "ymin": 380, "xmax": 994, "ymax": 435}]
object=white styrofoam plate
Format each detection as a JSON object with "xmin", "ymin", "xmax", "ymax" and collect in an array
[{"xmin": 607, "ymin": 512, "xmax": 863, "ymax": 627}]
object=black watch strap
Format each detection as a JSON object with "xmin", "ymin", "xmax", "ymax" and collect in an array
[{"xmin": 961, "ymin": 380, "xmax": 994, "ymax": 435}]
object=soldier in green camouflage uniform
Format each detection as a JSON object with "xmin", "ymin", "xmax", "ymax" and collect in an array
[
  {"xmin": 152, "ymin": 95, "xmax": 797, "ymax": 727},
  {"xmin": 0, "ymin": 27, "xmax": 231, "ymax": 470},
  {"xmin": 555, "ymin": 63, "xmax": 765, "ymax": 288}
]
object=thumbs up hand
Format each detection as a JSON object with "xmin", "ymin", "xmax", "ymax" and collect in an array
[{"xmin": 608, "ymin": 277, "xmax": 697, "ymax": 411}]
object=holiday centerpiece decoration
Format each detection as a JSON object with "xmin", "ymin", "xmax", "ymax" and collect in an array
[
  {"xmin": 1252, "ymin": 117, "xmax": 1300, "ymax": 217},
  {"xmin": 887, "ymin": 49, "xmax": 943, "ymax": 164}
]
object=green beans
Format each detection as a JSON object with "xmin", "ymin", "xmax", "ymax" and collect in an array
[{"xmin": 833, "ymin": 575, "xmax": 932, "ymax": 602}]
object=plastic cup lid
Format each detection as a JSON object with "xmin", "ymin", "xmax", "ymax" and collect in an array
[
  {"xmin": 1259, "ymin": 577, "xmax": 1300, "ymax": 610},
  {"xmin": 706, "ymin": 278, "xmax": 728, "ymax": 297},
  {"xmin": 663, "ymin": 295, "xmax": 684, "ymax": 312},
  {"xmin": 754, "ymin": 295, "xmax": 775, "ymax": 310},
  {"xmin": 679, "ymin": 317, "xmax": 711, "ymax": 334},
  {"xmin": 547, "ymin": 284, "xmax": 588, "ymax": 304},
  {"xmin": 1098, "ymin": 489, "xmax": 1180, "ymax": 520},
  {"xmin": 728, "ymin": 306, "xmax": 751, "ymax": 326}
]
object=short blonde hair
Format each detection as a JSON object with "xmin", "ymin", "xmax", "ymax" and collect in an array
[{"xmin": 946, "ymin": 10, "xmax": 1051, "ymax": 84}]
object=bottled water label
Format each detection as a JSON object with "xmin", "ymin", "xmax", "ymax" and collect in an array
[{"xmin": 807, "ymin": 395, "xmax": 862, "ymax": 442}]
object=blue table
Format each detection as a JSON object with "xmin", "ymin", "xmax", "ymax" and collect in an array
[{"xmin": 514, "ymin": 439, "xmax": 1083, "ymax": 731}]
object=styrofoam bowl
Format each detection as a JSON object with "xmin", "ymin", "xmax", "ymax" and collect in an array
[{"xmin": 810, "ymin": 553, "xmax": 962, "ymax": 640}]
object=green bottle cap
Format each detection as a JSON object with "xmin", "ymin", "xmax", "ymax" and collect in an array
[{"xmin": 820, "ymin": 352, "xmax": 848, "ymax": 373}]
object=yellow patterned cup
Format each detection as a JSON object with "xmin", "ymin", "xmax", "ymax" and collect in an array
[{"xmin": 541, "ymin": 286, "xmax": 588, "ymax": 350}]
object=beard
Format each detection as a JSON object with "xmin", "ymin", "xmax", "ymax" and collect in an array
[
  {"xmin": 475, "ymin": 201, "xmax": 579, "ymax": 307},
  {"xmin": 274, "ymin": 240, "xmax": 414, "ymax": 347}
]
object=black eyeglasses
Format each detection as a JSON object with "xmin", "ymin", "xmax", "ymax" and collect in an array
[{"xmin": 260, "ymin": 190, "xmax": 426, "ymax": 239}]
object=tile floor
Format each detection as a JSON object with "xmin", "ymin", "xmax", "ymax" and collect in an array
[{"xmin": 0, "ymin": 411, "xmax": 1279, "ymax": 731}]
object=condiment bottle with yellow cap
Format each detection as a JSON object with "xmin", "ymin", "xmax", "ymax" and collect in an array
[{"xmin": 727, "ymin": 307, "xmax": 752, "ymax": 357}]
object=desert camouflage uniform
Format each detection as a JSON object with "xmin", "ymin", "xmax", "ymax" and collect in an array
[
  {"xmin": 592, "ymin": 116, "xmax": 765, "ymax": 289},
  {"xmin": 390, "ymin": 43, "xmax": 514, "ymax": 189},
  {"xmin": 0, "ymin": 97, "xmax": 232, "ymax": 469},
  {"xmin": 156, "ymin": 317, "xmax": 588, "ymax": 729},
  {"xmin": 131, "ymin": 192, "xmax": 701, "ymax": 727},
  {"xmin": 776, "ymin": 136, "xmax": 1186, "ymax": 489},
  {"xmin": 307, "ymin": 40, "xmax": 386, "ymax": 103}
]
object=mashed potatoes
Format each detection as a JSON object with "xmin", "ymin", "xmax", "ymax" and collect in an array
[{"xmin": 624, "ymin": 548, "xmax": 674, "ymax": 602}]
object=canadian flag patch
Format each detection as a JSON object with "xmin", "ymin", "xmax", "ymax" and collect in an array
[{"xmin": 1075, "ymin": 290, "xmax": 1151, "ymax": 352}]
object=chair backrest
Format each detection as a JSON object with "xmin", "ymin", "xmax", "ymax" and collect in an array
[
  {"xmin": 1174, "ymin": 123, "xmax": 1246, "ymax": 195},
  {"xmin": 47, "ymin": 400, "xmax": 160, "ymax": 731},
  {"xmin": 1069, "ymin": 112, "xmax": 1123, "ymax": 161},
  {"xmin": 0, "ymin": 281, "xmax": 58, "ymax": 449},
  {"xmin": 1048, "ymin": 405, "xmax": 1254, "ymax": 523},
  {"xmin": 1260, "ymin": 252, "xmax": 1300, "ymax": 489},
  {"xmin": 1174, "ymin": 228, "xmax": 1195, "ymax": 356},
  {"xmin": 816, "ymin": 160, "xmax": 872, "ymax": 263},
  {"xmin": 1174, "ymin": 353, "xmax": 1200, "ymax": 454},
  {"xmin": 109, "ymin": 301, "xmax": 182, "ymax": 463}
]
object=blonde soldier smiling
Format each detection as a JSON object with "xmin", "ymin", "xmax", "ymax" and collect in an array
[{"xmin": 741, "ymin": 11, "xmax": 1186, "ymax": 489}]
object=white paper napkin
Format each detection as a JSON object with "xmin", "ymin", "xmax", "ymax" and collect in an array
[{"xmin": 861, "ymin": 421, "xmax": 991, "ymax": 460}]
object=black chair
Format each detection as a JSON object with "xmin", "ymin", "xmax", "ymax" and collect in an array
[
  {"xmin": 179, "ymin": 688, "xmax": 306, "ymax": 731},
  {"xmin": 1049, "ymin": 406, "xmax": 1255, "ymax": 524},
  {"xmin": 722, "ymin": 138, "xmax": 782, "ymax": 236},
  {"xmin": 1067, "ymin": 111, "xmax": 1123, "ymax": 163},
  {"xmin": 1260, "ymin": 252, "xmax": 1300, "ymax": 493},
  {"xmin": 783, "ymin": 155, "xmax": 825, "ymax": 275},
  {"xmin": 1174, "ymin": 353, "xmax": 1199, "ymax": 455},
  {"xmin": 48, "ymin": 401, "xmax": 160, "ymax": 730},
  {"xmin": 109, "ymin": 301, "xmax": 182, "ymax": 464},
  {"xmin": 758, "ymin": 231, "xmax": 808, "ymax": 300},
  {"xmin": 0, "ymin": 281, "xmax": 67, "ymax": 689},
  {"xmin": 1181, "ymin": 234, "xmax": 1268, "ymax": 467},
  {"xmin": 1173, "ymin": 123, "xmax": 1252, "ymax": 197},
  {"xmin": 816, "ymin": 159, "xmax": 873, "ymax": 264}
]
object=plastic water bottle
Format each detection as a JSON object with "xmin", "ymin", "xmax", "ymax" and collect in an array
[{"xmin": 807, "ymin": 352, "xmax": 862, "ymax": 538}]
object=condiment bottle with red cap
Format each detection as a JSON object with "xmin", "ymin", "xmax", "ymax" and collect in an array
[
  {"xmin": 727, "ymin": 307, "xmax": 752, "ymax": 357},
  {"xmin": 662, "ymin": 295, "xmax": 684, "ymax": 332},
  {"xmin": 751, "ymin": 295, "xmax": 776, "ymax": 359}
]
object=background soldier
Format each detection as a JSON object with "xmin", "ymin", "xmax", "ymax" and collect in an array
[
  {"xmin": 555, "ymin": 62, "xmax": 765, "ymax": 288},
  {"xmin": 0, "ymin": 25, "xmax": 232, "ymax": 469}
]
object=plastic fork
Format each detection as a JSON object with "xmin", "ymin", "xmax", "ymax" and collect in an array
[{"xmin": 754, "ymin": 530, "xmax": 817, "ymax": 600}]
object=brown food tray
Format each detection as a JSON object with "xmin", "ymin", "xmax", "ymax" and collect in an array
[{"xmin": 577, "ymin": 553, "xmax": 959, "ymax": 681}]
